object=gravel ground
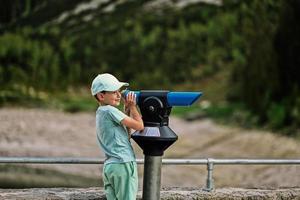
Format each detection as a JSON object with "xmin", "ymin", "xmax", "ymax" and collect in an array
[{"xmin": 0, "ymin": 108, "xmax": 299, "ymax": 189}]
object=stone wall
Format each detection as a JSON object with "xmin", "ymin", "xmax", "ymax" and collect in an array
[{"xmin": 0, "ymin": 187, "xmax": 300, "ymax": 200}]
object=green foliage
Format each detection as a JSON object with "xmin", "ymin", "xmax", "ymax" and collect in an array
[
  {"xmin": 0, "ymin": 85, "xmax": 46, "ymax": 107},
  {"xmin": 60, "ymin": 97, "xmax": 97, "ymax": 113},
  {"xmin": 172, "ymin": 105, "xmax": 202, "ymax": 117},
  {"xmin": 267, "ymin": 103, "xmax": 286, "ymax": 129},
  {"xmin": 228, "ymin": 0, "xmax": 300, "ymax": 134},
  {"xmin": 0, "ymin": 30, "xmax": 61, "ymax": 91},
  {"xmin": 200, "ymin": 103, "xmax": 258, "ymax": 128}
]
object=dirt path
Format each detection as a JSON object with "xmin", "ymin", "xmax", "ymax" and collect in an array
[{"xmin": 0, "ymin": 108, "xmax": 299, "ymax": 188}]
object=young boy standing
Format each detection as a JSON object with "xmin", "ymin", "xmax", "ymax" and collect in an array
[{"xmin": 91, "ymin": 73, "xmax": 144, "ymax": 200}]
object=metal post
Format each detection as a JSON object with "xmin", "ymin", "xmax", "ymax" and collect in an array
[
  {"xmin": 204, "ymin": 158, "xmax": 214, "ymax": 192},
  {"xmin": 143, "ymin": 155, "xmax": 162, "ymax": 200}
]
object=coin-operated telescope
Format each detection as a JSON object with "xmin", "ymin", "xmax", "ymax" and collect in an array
[{"xmin": 122, "ymin": 90, "xmax": 202, "ymax": 200}]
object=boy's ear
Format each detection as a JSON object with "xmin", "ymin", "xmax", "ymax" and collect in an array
[{"xmin": 96, "ymin": 93, "xmax": 105, "ymax": 101}]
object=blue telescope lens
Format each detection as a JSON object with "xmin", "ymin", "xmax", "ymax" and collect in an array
[{"xmin": 167, "ymin": 92, "xmax": 202, "ymax": 106}]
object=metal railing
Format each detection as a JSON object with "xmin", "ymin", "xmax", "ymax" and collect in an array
[{"xmin": 1, "ymin": 157, "xmax": 300, "ymax": 191}]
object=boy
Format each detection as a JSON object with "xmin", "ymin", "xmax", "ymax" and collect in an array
[{"xmin": 91, "ymin": 73, "xmax": 144, "ymax": 200}]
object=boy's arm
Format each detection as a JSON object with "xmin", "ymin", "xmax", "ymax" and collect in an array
[
  {"xmin": 122, "ymin": 106, "xmax": 143, "ymax": 131},
  {"xmin": 124, "ymin": 105, "xmax": 132, "ymax": 134},
  {"xmin": 121, "ymin": 92, "xmax": 144, "ymax": 132}
]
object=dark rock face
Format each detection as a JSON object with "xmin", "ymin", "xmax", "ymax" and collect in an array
[{"xmin": 0, "ymin": 187, "xmax": 300, "ymax": 200}]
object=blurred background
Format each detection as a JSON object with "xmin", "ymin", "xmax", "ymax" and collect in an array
[{"xmin": 0, "ymin": 0, "xmax": 299, "ymax": 189}]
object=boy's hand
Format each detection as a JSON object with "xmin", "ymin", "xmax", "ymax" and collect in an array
[
  {"xmin": 121, "ymin": 91, "xmax": 144, "ymax": 131},
  {"xmin": 123, "ymin": 91, "xmax": 137, "ymax": 109}
]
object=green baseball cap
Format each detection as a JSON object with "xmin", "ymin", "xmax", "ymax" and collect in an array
[{"xmin": 91, "ymin": 73, "xmax": 129, "ymax": 96}]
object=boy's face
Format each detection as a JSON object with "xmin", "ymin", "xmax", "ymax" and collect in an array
[{"xmin": 97, "ymin": 90, "xmax": 121, "ymax": 106}]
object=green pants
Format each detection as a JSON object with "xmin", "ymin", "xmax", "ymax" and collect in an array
[{"xmin": 103, "ymin": 162, "xmax": 138, "ymax": 200}]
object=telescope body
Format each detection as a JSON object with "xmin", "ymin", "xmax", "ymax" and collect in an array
[
  {"xmin": 124, "ymin": 90, "xmax": 202, "ymax": 156},
  {"xmin": 122, "ymin": 90, "xmax": 202, "ymax": 106}
]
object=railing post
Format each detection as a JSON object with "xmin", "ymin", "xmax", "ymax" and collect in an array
[{"xmin": 204, "ymin": 158, "xmax": 214, "ymax": 192}]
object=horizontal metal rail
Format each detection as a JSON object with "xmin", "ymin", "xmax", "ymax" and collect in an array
[
  {"xmin": 1, "ymin": 157, "xmax": 300, "ymax": 164},
  {"xmin": 0, "ymin": 157, "xmax": 299, "ymax": 191}
]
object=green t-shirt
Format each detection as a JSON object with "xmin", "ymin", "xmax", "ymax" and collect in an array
[{"xmin": 96, "ymin": 105, "xmax": 136, "ymax": 164}]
